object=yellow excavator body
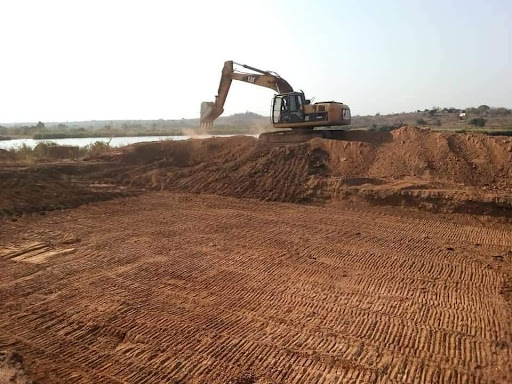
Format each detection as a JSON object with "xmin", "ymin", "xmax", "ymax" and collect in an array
[{"xmin": 200, "ymin": 61, "xmax": 351, "ymax": 131}]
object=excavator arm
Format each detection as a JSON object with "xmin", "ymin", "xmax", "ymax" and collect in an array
[{"xmin": 200, "ymin": 61, "xmax": 293, "ymax": 128}]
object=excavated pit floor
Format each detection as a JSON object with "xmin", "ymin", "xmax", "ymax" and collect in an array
[{"xmin": 1, "ymin": 192, "xmax": 512, "ymax": 383}]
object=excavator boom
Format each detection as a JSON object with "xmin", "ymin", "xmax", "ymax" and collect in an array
[{"xmin": 200, "ymin": 61, "xmax": 293, "ymax": 129}]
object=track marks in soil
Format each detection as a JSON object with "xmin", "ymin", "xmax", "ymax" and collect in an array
[
  {"xmin": 0, "ymin": 193, "xmax": 511, "ymax": 383},
  {"xmin": 1, "ymin": 242, "xmax": 76, "ymax": 264}
]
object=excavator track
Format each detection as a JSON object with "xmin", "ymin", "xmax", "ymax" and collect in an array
[{"xmin": 258, "ymin": 129, "xmax": 348, "ymax": 146}]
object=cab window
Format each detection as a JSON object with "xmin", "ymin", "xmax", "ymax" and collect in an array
[{"xmin": 272, "ymin": 96, "xmax": 283, "ymax": 124}]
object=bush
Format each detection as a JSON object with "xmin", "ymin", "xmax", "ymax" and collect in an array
[
  {"xmin": 469, "ymin": 117, "xmax": 486, "ymax": 127},
  {"xmin": 369, "ymin": 123, "xmax": 403, "ymax": 132},
  {"xmin": 416, "ymin": 118, "xmax": 427, "ymax": 126},
  {"xmin": 8, "ymin": 143, "xmax": 34, "ymax": 161},
  {"xmin": 33, "ymin": 141, "xmax": 57, "ymax": 157},
  {"xmin": 82, "ymin": 140, "xmax": 111, "ymax": 157}
]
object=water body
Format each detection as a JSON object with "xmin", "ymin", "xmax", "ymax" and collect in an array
[{"xmin": 0, "ymin": 135, "xmax": 258, "ymax": 150}]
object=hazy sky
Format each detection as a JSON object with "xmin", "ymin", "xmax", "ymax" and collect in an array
[{"xmin": 1, "ymin": 0, "xmax": 510, "ymax": 123}]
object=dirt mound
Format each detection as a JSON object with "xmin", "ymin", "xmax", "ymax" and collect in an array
[
  {"xmin": 306, "ymin": 127, "xmax": 512, "ymax": 187},
  {"xmin": 0, "ymin": 163, "xmax": 135, "ymax": 219},
  {"xmin": 367, "ymin": 127, "xmax": 512, "ymax": 187},
  {"xmin": 118, "ymin": 137, "xmax": 325, "ymax": 202},
  {"xmin": 116, "ymin": 128, "xmax": 512, "ymax": 207},
  {"xmin": 117, "ymin": 136, "xmax": 256, "ymax": 166},
  {"xmin": 6, "ymin": 129, "xmax": 509, "ymax": 218}
]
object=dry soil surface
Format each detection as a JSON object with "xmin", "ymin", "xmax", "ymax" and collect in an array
[
  {"xmin": 1, "ymin": 192, "xmax": 511, "ymax": 383},
  {"xmin": 114, "ymin": 127, "xmax": 512, "ymax": 217},
  {"xmin": 2, "ymin": 127, "xmax": 512, "ymax": 220}
]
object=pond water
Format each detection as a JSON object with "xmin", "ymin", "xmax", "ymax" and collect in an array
[{"xmin": 0, "ymin": 134, "xmax": 258, "ymax": 150}]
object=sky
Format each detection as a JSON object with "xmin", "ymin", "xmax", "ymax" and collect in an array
[{"xmin": 0, "ymin": 0, "xmax": 511, "ymax": 123}]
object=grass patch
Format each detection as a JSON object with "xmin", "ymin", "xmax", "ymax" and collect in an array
[{"xmin": 3, "ymin": 140, "xmax": 113, "ymax": 162}]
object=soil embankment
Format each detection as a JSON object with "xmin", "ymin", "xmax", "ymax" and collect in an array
[
  {"xmin": 2, "ymin": 127, "xmax": 512, "ymax": 218},
  {"xmin": 0, "ymin": 163, "xmax": 135, "ymax": 219},
  {"xmin": 114, "ymin": 127, "xmax": 512, "ymax": 217}
]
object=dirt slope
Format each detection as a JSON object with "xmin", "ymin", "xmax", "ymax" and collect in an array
[
  {"xmin": 0, "ymin": 163, "xmax": 136, "ymax": 219},
  {"xmin": 2, "ymin": 127, "xmax": 512, "ymax": 219},
  {"xmin": 114, "ymin": 128, "xmax": 512, "ymax": 214}
]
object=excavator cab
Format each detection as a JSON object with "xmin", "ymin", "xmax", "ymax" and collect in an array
[{"xmin": 271, "ymin": 92, "xmax": 306, "ymax": 124}]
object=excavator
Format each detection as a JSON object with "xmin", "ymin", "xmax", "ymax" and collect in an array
[{"xmin": 200, "ymin": 61, "xmax": 351, "ymax": 144}]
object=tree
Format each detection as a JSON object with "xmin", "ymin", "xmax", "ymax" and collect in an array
[
  {"xmin": 469, "ymin": 117, "xmax": 486, "ymax": 127},
  {"xmin": 476, "ymin": 105, "xmax": 490, "ymax": 115},
  {"xmin": 36, "ymin": 121, "xmax": 45, "ymax": 130},
  {"xmin": 489, "ymin": 107, "xmax": 511, "ymax": 116}
]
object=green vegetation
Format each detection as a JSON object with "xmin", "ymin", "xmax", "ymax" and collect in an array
[
  {"xmin": 3, "ymin": 140, "xmax": 112, "ymax": 162},
  {"xmin": 33, "ymin": 141, "xmax": 58, "ymax": 157},
  {"xmin": 80, "ymin": 141, "xmax": 112, "ymax": 157},
  {"xmin": 469, "ymin": 117, "xmax": 486, "ymax": 127},
  {"xmin": 1, "ymin": 108, "xmax": 511, "ymax": 141},
  {"xmin": 33, "ymin": 130, "xmax": 182, "ymax": 139},
  {"xmin": 6, "ymin": 142, "xmax": 36, "ymax": 161},
  {"xmin": 368, "ymin": 122, "xmax": 403, "ymax": 132},
  {"xmin": 1, "ymin": 112, "xmax": 272, "ymax": 139},
  {"xmin": 351, "ymin": 105, "xmax": 512, "ymax": 134}
]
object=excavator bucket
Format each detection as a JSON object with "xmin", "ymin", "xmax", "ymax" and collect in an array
[{"xmin": 200, "ymin": 101, "xmax": 221, "ymax": 130}]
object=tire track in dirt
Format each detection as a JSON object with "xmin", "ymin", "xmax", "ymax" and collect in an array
[{"xmin": 0, "ymin": 193, "xmax": 511, "ymax": 383}]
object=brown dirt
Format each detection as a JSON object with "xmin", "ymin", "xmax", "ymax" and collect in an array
[
  {"xmin": 1, "ymin": 193, "xmax": 511, "ymax": 383},
  {"xmin": 113, "ymin": 128, "xmax": 512, "ymax": 216},
  {"xmin": 0, "ymin": 162, "xmax": 137, "ymax": 219},
  {"xmin": 115, "ymin": 127, "xmax": 512, "ymax": 190},
  {"xmin": 2, "ymin": 128, "xmax": 512, "ymax": 382},
  {"xmin": 45, "ymin": 146, "xmax": 79, "ymax": 160},
  {"xmin": 0, "ymin": 351, "xmax": 32, "ymax": 384},
  {"xmin": 2, "ymin": 128, "xmax": 512, "ymax": 220}
]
